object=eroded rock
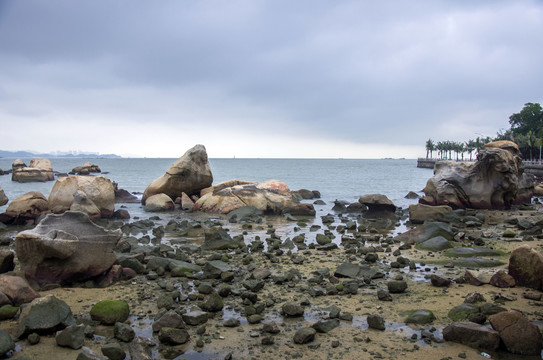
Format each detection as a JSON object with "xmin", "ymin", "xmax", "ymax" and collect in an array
[{"xmin": 15, "ymin": 211, "xmax": 121, "ymax": 286}]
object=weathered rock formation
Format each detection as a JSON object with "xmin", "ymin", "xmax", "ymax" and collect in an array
[
  {"xmin": 48, "ymin": 176, "xmax": 115, "ymax": 218},
  {"xmin": 193, "ymin": 179, "xmax": 315, "ymax": 216},
  {"xmin": 14, "ymin": 211, "xmax": 121, "ymax": 287},
  {"xmin": 420, "ymin": 141, "xmax": 534, "ymax": 209},
  {"xmin": 70, "ymin": 161, "xmax": 101, "ymax": 175},
  {"xmin": 1, "ymin": 191, "xmax": 49, "ymax": 224},
  {"xmin": 11, "ymin": 158, "xmax": 54, "ymax": 183},
  {"xmin": 0, "ymin": 187, "xmax": 7, "ymax": 206},
  {"xmin": 142, "ymin": 144, "xmax": 213, "ymax": 205}
]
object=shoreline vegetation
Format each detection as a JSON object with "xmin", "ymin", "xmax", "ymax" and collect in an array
[{"xmin": 425, "ymin": 101, "xmax": 543, "ymax": 162}]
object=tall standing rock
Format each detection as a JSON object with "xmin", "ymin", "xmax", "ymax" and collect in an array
[
  {"xmin": 15, "ymin": 211, "xmax": 121, "ymax": 287},
  {"xmin": 420, "ymin": 141, "xmax": 534, "ymax": 209},
  {"xmin": 142, "ymin": 145, "xmax": 213, "ymax": 205},
  {"xmin": 0, "ymin": 187, "xmax": 7, "ymax": 206},
  {"xmin": 48, "ymin": 176, "xmax": 115, "ymax": 218}
]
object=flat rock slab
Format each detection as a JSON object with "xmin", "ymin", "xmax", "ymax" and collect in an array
[
  {"xmin": 445, "ymin": 247, "xmax": 502, "ymax": 257},
  {"xmin": 418, "ymin": 236, "xmax": 452, "ymax": 251},
  {"xmin": 443, "ymin": 321, "xmax": 500, "ymax": 351},
  {"xmin": 452, "ymin": 257, "xmax": 503, "ymax": 268}
]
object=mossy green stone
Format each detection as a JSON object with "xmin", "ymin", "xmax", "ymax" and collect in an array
[
  {"xmin": 171, "ymin": 266, "xmax": 196, "ymax": 277},
  {"xmin": 0, "ymin": 305, "xmax": 19, "ymax": 320},
  {"xmin": 405, "ymin": 309, "xmax": 436, "ymax": 324},
  {"xmin": 90, "ymin": 300, "xmax": 129, "ymax": 325},
  {"xmin": 448, "ymin": 303, "xmax": 479, "ymax": 321}
]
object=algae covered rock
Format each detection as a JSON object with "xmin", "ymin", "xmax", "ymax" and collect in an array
[{"xmin": 90, "ymin": 300, "xmax": 129, "ymax": 325}]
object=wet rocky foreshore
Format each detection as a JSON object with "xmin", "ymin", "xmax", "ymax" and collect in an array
[
  {"xmin": 1, "ymin": 141, "xmax": 543, "ymax": 360},
  {"xmin": 2, "ymin": 200, "xmax": 543, "ymax": 360}
]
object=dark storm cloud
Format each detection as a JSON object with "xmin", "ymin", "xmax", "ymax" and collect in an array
[{"xmin": 0, "ymin": 0, "xmax": 542, "ymax": 156}]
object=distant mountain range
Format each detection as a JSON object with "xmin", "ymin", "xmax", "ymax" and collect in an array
[{"xmin": 0, "ymin": 150, "xmax": 121, "ymax": 158}]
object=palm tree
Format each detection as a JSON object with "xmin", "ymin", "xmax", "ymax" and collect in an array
[
  {"xmin": 425, "ymin": 139, "xmax": 435, "ymax": 159},
  {"xmin": 465, "ymin": 140, "xmax": 476, "ymax": 161},
  {"xmin": 457, "ymin": 142, "xmax": 466, "ymax": 161}
]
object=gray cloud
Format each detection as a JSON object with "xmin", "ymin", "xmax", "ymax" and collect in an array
[{"xmin": 0, "ymin": 0, "xmax": 542, "ymax": 156}]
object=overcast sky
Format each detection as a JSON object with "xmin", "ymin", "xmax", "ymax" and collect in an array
[{"xmin": 0, "ymin": 1, "xmax": 541, "ymax": 158}]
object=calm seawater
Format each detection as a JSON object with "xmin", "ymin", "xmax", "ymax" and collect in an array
[{"xmin": 0, "ymin": 158, "xmax": 431, "ymax": 215}]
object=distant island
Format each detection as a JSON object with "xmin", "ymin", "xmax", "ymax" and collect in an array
[{"xmin": 0, "ymin": 150, "xmax": 121, "ymax": 159}]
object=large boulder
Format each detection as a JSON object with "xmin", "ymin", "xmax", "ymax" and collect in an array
[
  {"xmin": 0, "ymin": 186, "xmax": 7, "ymax": 206},
  {"xmin": 489, "ymin": 310, "xmax": 543, "ymax": 355},
  {"xmin": 15, "ymin": 294, "xmax": 76, "ymax": 339},
  {"xmin": 194, "ymin": 179, "xmax": 315, "ymax": 215},
  {"xmin": 142, "ymin": 145, "xmax": 213, "ymax": 205},
  {"xmin": 2, "ymin": 191, "xmax": 49, "ymax": 224},
  {"xmin": 12, "ymin": 158, "xmax": 54, "ymax": 183},
  {"xmin": 14, "ymin": 211, "xmax": 121, "ymax": 287},
  {"xmin": 420, "ymin": 141, "xmax": 534, "ymax": 209},
  {"xmin": 48, "ymin": 176, "xmax": 115, "ymax": 218},
  {"xmin": 508, "ymin": 244, "xmax": 543, "ymax": 291}
]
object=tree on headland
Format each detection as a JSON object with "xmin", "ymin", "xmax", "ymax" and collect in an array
[{"xmin": 509, "ymin": 102, "xmax": 543, "ymax": 136}]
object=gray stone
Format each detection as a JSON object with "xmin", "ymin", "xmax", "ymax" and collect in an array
[
  {"xmin": 101, "ymin": 343, "xmax": 126, "ymax": 360},
  {"xmin": 128, "ymin": 337, "xmax": 153, "ymax": 360},
  {"xmin": 367, "ymin": 315, "xmax": 385, "ymax": 330},
  {"xmin": 282, "ymin": 302, "xmax": 304, "ymax": 317},
  {"xmin": 203, "ymin": 260, "xmax": 232, "ymax": 278},
  {"xmin": 182, "ymin": 310, "xmax": 208, "ymax": 326},
  {"xmin": 158, "ymin": 327, "xmax": 190, "ymax": 345},
  {"xmin": 56, "ymin": 324, "xmax": 85, "ymax": 349},
  {"xmin": 152, "ymin": 310, "xmax": 185, "ymax": 332},
  {"xmin": 77, "ymin": 346, "xmax": 109, "ymax": 360},
  {"xmin": 16, "ymin": 295, "xmax": 76, "ymax": 339},
  {"xmin": 293, "ymin": 327, "xmax": 316, "ymax": 344},
  {"xmin": 114, "ymin": 322, "xmax": 135, "ymax": 342},
  {"xmin": 201, "ymin": 292, "xmax": 224, "ymax": 312},
  {"xmin": 0, "ymin": 329, "xmax": 14, "ymax": 356},
  {"xmin": 387, "ymin": 280, "xmax": 407, "ymax": 293},
  {"xmin": 312, "ymin": 319, "xmax": 339, "ymax": 333}
]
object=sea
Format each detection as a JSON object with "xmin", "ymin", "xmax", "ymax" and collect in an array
[{"xmin": 0, "ymin": 158, "xmax": 432, "ymax": 218}]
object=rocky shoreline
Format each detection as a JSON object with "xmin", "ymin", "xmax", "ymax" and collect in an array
[{"xmin": 0, "ymin": 142, "xmax": 543, "ymax": 359}]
